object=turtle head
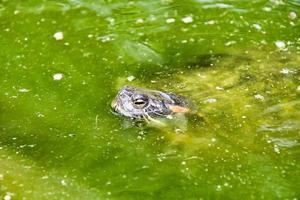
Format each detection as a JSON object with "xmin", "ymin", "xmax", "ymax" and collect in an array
[{"xmin": 111, "ymin": 86, "xmax": 189, "ymax": 120}]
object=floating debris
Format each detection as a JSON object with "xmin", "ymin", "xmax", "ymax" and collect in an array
[
  {"xmin": 289, "ymin": 12, "xmax": 297, "ymax": 20},
  {"xmin": 182, "ymin": 16, "xmax": 193, "ymax": 24},
  {"xmin": 275, "ymin": 41, "xmax": 286, "ymax": 49},
  {"xmin": 166, "ymin": 18, "xmax": 176, "ymax": 23},
  {"xmin": 53, "ymin": 73, "xmax": 63, "ymax": 81},
  {"xmin": 0, "ymin": 174, "xmax": 3, "ymax": 180},
  {"xmin": 127, "ymin": 75, "xmax": 135, "ymax": 82},
  {"xmin": 53, "ymin": 32, "xmax": 64, "ymax": 40},
  {"xmin": 254, "ymin": 94, "xmax": 265, "ymax": 101}
]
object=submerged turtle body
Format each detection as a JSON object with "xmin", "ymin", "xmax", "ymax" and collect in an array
[{"xmin": 111, "ymin": 86, "xmax": 190, "ymax": 121}]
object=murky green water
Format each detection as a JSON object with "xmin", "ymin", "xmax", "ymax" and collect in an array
[{"xmin": 0, "ymin": 0, "xmax": 300, "ymax": 199}]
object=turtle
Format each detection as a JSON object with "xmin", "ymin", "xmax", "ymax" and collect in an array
[
  {"xmin": 111, "ymin": 85, "xmax": 191, "ymax": 123},
  {"xmin": 111, "ymin": 85, "xmax": 209, "ymax": 148}
]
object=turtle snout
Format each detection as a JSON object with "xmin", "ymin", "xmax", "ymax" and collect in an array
[{"xmin": 111, "ymin": 98, "xmax": 118, "ymax": 111}]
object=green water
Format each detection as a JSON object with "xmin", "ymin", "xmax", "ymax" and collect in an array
[{"xmin": 0, "ymin": 0, "xmax": 300, "ymax": 199}]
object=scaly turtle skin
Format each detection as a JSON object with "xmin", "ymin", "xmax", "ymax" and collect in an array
[{"xmin": 111, "ymin": 86, "xmax": 190, "ymax": 121}]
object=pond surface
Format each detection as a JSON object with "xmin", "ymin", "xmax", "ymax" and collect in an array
[{"xmin": 0, "ymin": 0, "xmax": 300, "ymax": 199}]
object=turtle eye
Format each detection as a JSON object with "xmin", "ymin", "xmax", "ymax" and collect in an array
[{"xmin": 132, "ymin": 94, "xmax": 149, "ymax": 108}]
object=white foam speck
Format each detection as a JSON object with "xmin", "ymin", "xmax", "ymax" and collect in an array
[
  {"xmin": 275, "ymin": 41, "xmax": 286, "ymax": 49},
  {"xmin": 166, "ymin": 18, "xmax": 175, "ymax": 23},
  {"xmin": 252, "ymin": 24, "xmax": 262, "ymax": 30},
  {"xmin": 61, "ymin": 179, "xmax": 67, "ymax": 186},
  {"xmin": 14, "ymin": 10, "xmax": 20, "ymax": 15},
  {"xmin": 225, "ymin": 41, "xmax": 236, "ymax": 46},
  {"xmin": 98, "ymin": 35, "xmax": 112, "ymax": 43},
  {"xmin": 297, "ymin": 86, "xmax": 300, "ymax": 91},
  {"xmin": 36, "ymin": 112, "xmax": 45, "ymax": 118},
  {"xmin": 271, "ymin": 0, "xmax": 284, "ymax": 5},
  {"xmin": 204, "ymin": 20, "xmax": 216, "ymax": 25},
  {"xmin": 274, "ymin": 144, "xmax": 280, "ymax": 154},
  {"xmin": 127, "ymin": 75, "xmax": 135, "ymax": 82},
  {"xmin": 4, "ymin": 193, "xmax": 14, "ymax": 200},
  {"xmin": 148, "ymin": 15, "xmax": 157, "ymax": 21},
  {"xmin": 254, "ymin": 94, "xmax": 265, "ymax": 101},
  {"xmin": 216, "ymin": 185, "xmax": 222, "ymax": 191},
  {"xmin": 224, "ymin": 182, "xmax": 229, "ymax": 187},
  {"xmin": 182, "ymin": 16, "xmax": 193, "ymax": 24},
  {"xmin": 204, "ymin": 98, "xmax": 217, "ymax": 103},
  {"xmin": 289, "ymin": 12, "xmax": 297, "ymax": 20},
  {"xmin": 19, "ymin": 88, "xmax": 30, "ymax": 93},
  {"xmin": 263, "ymin": 7, "xmax": 272, "ymax": 12},
  {"xmin": 279, "ymin": 68, "xmax": 290, "ymax": 74},
  {"xmin": 215, "ymin": 86, "xmax": 224, "ymax": 90},
  {"xmin": 53, "ymin": 73, "xmax": 63, "ymax": 81},
  {"xmin": 136, "ymin": 18, "xmax": 144, "ymax": 24},
  {"xmin": 53, "ymin": 32, "xmax": 64, "ymax": 40},
  {"xmin": 181, "ymin": 40, "xmax": 188, "ymax": 43},
  {"xmin": 166, "ymin": 115, "xmax": 173, "ymax": 119},
  {"xmin": 203, "ymin": 3, "xmax": 233, "ymax": 9},
  {"xmin": 0, "ymin": 174, "xmax": 3, "ymax": 180},
  {"xmin": 175, "ymin": 128, "xmax": 183, "ymax": 134}
]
